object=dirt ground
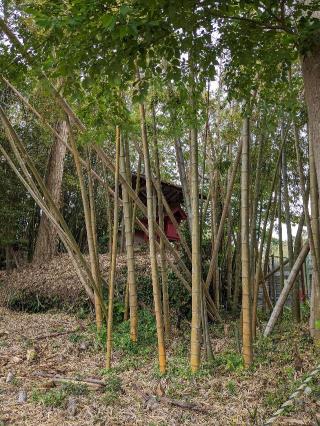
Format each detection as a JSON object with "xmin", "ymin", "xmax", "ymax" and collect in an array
[{"xmin": 0, "ymin": 306, "xmax": 319, "ymax": 426}]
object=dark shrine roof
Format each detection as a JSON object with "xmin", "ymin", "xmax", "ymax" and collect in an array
[{"xmin": 131, "ymin": 173, "xmax": 184, "ymax": 206}]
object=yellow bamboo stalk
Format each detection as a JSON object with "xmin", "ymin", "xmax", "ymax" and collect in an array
[
  {"xmin": 120, "ymin": 136, "xmax": 138, "ymax": 342},
  {"xmin": 137, "ymin": 85, "xmax": 166, "ymax": 373},
  {"xmin": 241, "ymin": 117, "xmax": 253, "ymax": 367},
  {"xmin": 106, "ymin": 126, "xmax": 121, "ymax": 369},
  {"xmin": 67, "ymin": 120, "xmax": 103, "ymax": 331},
  {"xmin": 151, "ymin": 102, "xmax": 170, "ymax": 340}
]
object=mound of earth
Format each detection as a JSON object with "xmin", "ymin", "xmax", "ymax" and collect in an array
[{"xmin": 0, "ymin": 252, "xmax": 152, "ymax": 312}]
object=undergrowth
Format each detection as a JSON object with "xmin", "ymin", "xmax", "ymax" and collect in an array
[
  {"xmin": 94, "ymin": 308, "xmax": 157, "ymax": 371},
  {"xmin": 31, "ymin": 382, "xmax": 89, "ymax": 408},
  {"xmin": 6, "ymin": 290, "xmax": 90, "ymax": 314}
]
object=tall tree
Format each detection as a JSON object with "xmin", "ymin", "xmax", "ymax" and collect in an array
[
  {"xmin": 241, "ymin": 116, "xmax": 253, "ymax": 367},
  {"xmin": 137, "ymin": 73, "xmax": 166, "ymax": 373},
  {"xmin": 106, "ymin": 125, "xmax": 121, "ymax": 369},
  {"xmin": 33, "ymin": 120, "xmax": 67, "ymax": 262}
]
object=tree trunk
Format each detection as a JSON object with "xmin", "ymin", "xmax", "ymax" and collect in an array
[
  {"xmin": 152, "ymin": 103, "xmax": 170, "ymax": 340},
  {"xmin": 174, "ymin": 138, "xmax": 192, "ymax": 231},
  {"xmin": 87, "ymin": 148, "xmax": 102, "ymax": 329},
  {"xmin": 67, "ymin": 120, "xmax": 102, "ymax": 331},
  {"xmin": 249, "ymin": 132, "xmax": 264, "ymax": 283},
  {"xmin": 103, "ymin": 166, "xmax": 113, "ymax": 254},
  {"xmin": 119, "ymin": 135, "xmax": 138, "ymax": 342},
  {"xmin": 301, "ymin": 48, "xmax": 320, "ymax": 192},
  {"xmin": 189, "ymin": 63, "xmax": 202, "ymax": 373},
  {"xmin": 106, "ymin": 126, "xmax": 121, "ymax": 369},
  {"xmin": 309, "ymin": 139, "xmax": 320, "ymax": 341},
  {"xmin": 33, "ymin": 120, "xmax": 67, "ymax": 262},
  {"xmin": 137, "ymin": 80, "xmax": 166, "ymax": 373},
  {"xmin": 241, "ymin": 117, "xmax": 253, "ymax": 367},
  {"xmin": 282, "ymin": 142, "xmax": 299, "ymax": 320}
]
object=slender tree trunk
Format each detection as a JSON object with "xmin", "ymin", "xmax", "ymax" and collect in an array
[
  {"xmin": 261, "ymin": 189, "xmax": 278, "ymax": 312},
  {"xmin": 106, "ymin": 126, "xmax": 121, "ymax": 369},
  {"xmin": 271, "ymin": 255, "xmax": 275, "ymax": 304},
  {"xmin": 278, "ymin": 174, "xmax": 285, "ymax": 299},
  {"xmin": 87, "ymin": 148, "xmax": 102, "ymax": 328},
  {"xmin": 205, "ymin": 139, "xmax": 242, "ymax": 290},
  {"xmin": 120, "ymin": 135, "xmax": 138, "ymax": 342},
  {"xmin": 103, "ymin": 166, "xmax": 113, "ymax": 254},
  {"xmin": 252, "ymin": 141, "xmax": 284, "ymax": 337},
  {"xmin": 200, "ymin": 86, "xmax": 210, "ymax": 244},
  {"xmin": 226, "ymin": 207, "xmax": 233, "ymax": 309},
  {"xmin": 232, "ymin": 230, "xmax": 241, "ymax": 312},
  {"xmin": 241, "ymin": 117, "xmax": 253, "ymax": 367},
  {"xmin": 174, "ymin": 138, "xmax": 192, "ymax": 230},
  {"xmin": 33, "ymin": 120, "xmax": 68, "ymax": 262},
  {"xmin": 152, "ymin": 103, "xmax": 170, "ymax": 340},
  {"xmin": 131, "ymin": 154, "xmax": 142, "ymax": 235},
  {"xmin": 281, "ymin": 140, "xmax": 298, "ymax": 320},
  {"xmin": 137, "ymin": 77, "xmax": 166, "ymax": 373},
  {"xmin": 249, "ymin": 132, "xmax": 264, "ymax": 282},
  {"xmin": 226, "ymin": 142, "xmax": 233, "ymax": 308},
  {"xmin": 67, "ymin": 120, "xmax": 102, "ymax": 331},
  {"xmin": 210, "ymin": 169, "xmax": 219, "ymax": 307},
  {"xmin": 189, "ymin": 62, "xmax": 202, "ymax": 373}
]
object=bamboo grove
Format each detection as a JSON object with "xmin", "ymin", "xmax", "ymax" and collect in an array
[{"xmin": 1, "ymin": 1, "xmax": 320, "ymax": 374}]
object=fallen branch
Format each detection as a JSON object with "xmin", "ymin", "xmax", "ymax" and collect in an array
[
  {"xmin": 264, "ymin": 241, "xmax": 310, "ymax": 336},
  {"xmin": 31, "ymin": 328, "xmax": 84, "ymax": 341},
  {"xmin": 33, "ymin": 371, "xmax": 105, "ymax": 389},
  {"xmin": 159, "ymin": 396, "xmax": 209, "ymax": 414},
  {"xmin": 134, "ymin": 384, "xmax": 209, "ymax": 414}
]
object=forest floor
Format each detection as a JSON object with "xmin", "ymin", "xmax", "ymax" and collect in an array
[{"xmin": 0, "ymin": 304, "xmax": 320, "ymax": 425}]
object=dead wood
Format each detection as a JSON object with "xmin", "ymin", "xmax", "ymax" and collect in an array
[
  {"xmin": 159, "ymin": 396, "xmax": 210, "ymax": 414},
  {"xmin": 30, "ymin": 328, "xmax": 84, "ymax": 341},
  {"xmin": 33, "ymin": 371, "xmax": 106, "ymax": 389},
  {"xmin": 133, "ymin": 384, "xmax": 209, "ymax": 414}
]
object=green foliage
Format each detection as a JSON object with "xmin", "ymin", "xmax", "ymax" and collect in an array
[
  {"xmin": 95, "ymin": 308, "xmax": 157, "ymax": 367},
  {"xmin": 100, "ymin": 370, "xmax": 122, "ymax": 405},
  {"xmin": 263, "ymin": 376, "xmax": 297, "ymax": 413},
  {"xmin": 7, "ymin": 291, "xmax": 60, "ymax": 313},
  {"xmin": 31, "ymin": 382, "xmax": 88, "ymax": 408},
  {"xmin": 68, "ymin": 332, "xmax": 83, "ymax": 344},
  {"xmin": 226, "ymin": 380, "xmax": 237, "ymax": 395},
  {"xmin": 211, "ymin": 351, "xmax": 244, "ymax": 373},
  {"xmin": 6, "ymin": 289, "xmax": 88, "ymax": 313}
]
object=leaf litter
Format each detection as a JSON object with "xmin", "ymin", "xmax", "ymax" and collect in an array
[{"xmin": 0, "ymin": 256, "xmax": 319, "ymax": 425}]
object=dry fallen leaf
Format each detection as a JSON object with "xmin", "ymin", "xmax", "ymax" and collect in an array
[
  {"xmin": 156, "ymin": 381, "xmax": 165, "ymax": 397},
  {"xmin": 26, "ymin": 348, "xmax": 37, "ymax": 362}
]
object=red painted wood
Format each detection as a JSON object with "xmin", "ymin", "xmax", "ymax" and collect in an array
[{"xmin": 134, "ymin": 206, "xmax": 187, "ymax": 242}]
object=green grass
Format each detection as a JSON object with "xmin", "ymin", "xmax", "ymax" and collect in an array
[
  {"xmin": 31, "ymin": 382, "xmax": 89, "ymax": 408},
  {"xmin": 99, "ymin": 370, "xmax": 122, "ymax": 405},
  {"xmin": 226, "ymin": 380, "xmax": 237, "ymax": 395},
  {"xmin": 95, "ymin": 308, "xmax": 157, "ymax": 371},
  {"xmin": 210, "ymin": 351, "xmax": 244, "ymax": 373}
]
